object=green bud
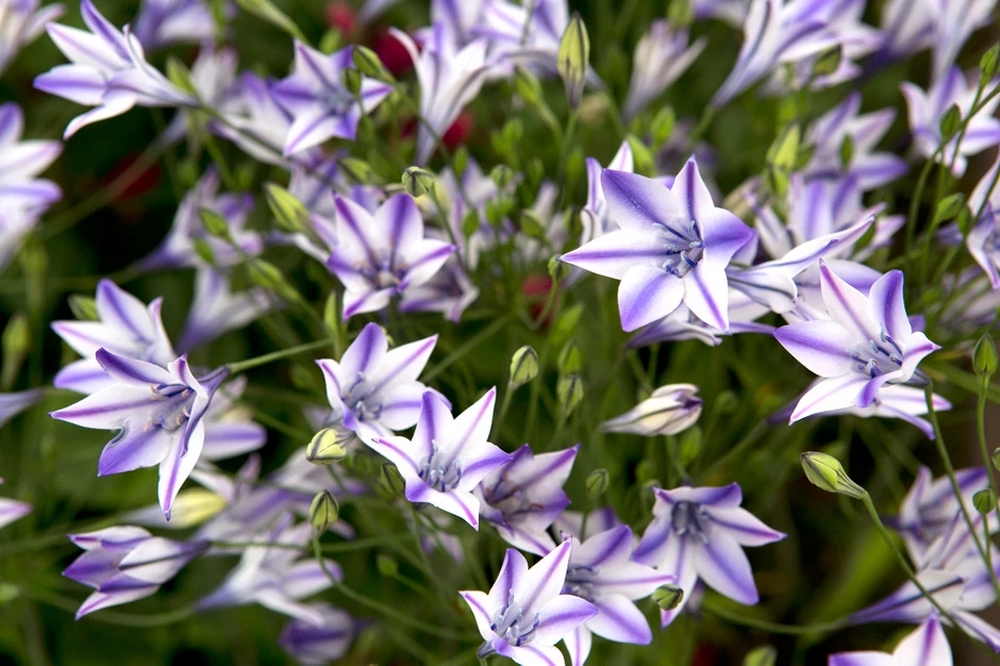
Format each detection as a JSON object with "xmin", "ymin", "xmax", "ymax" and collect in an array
[
  {"xmin": 246, "ymin": 259, "xmax": 300, "ymax": 303},
  {"xmin": 956, "ymin": 205, "xmax": 974, "ymax": 235},
  {"xmin": 743, "ymin": 645, "xmax": 778, "ymax": 666},
  {"xmin": 558, "ymin": 340, "xmax": 582, "ymax": 375},
  {"xmin": 378, "ymin": 462, "xmax": 406, "ymax": 498},
  {"xmin": 509, "ymin": 345, "xmax": 540, "ymax": 389},
  {"xmin": 678, "ymin": 426, "xmax": 702, "ymax": 467},
  {"xmin": 713, "ymin": 390, "xmax": 739, "ymax": 416},
  {"xmin": 939, "ymin": 104, "xmax": 962, "ymax": 140},
  {"xmin": 340, "ymin": 66, "xmax": 362, "ymax": 97},
  {"xmin": 461, "ymin": 209, "xmax": 481, "ymax": 239},
  {"xmin": 981, "ymin": 42, "xmax": 1000, "ymax": 84},
  {"xmin": 767, "ymin": 123, "xmax": 801, "ymax": 173},
  {"xmin": 935, "ymin": 193, "xmax": 966, "ymax": 223},
  {"xmin": 667, "ymin": 0, "xmax": 693, "ymax": 26},
  {"xmin": 764, "ymin": 166, "xmax": 790, "ymax": 198},
  {"xmin": 794, "ymin": 143, "xmax": 815, "ymax": 171},
  {"xmin": 376, "ymin": 553, "xmax": 398, "ymax": 577},
  {"xmin": 68, "ymin": 295, "xmax": 99, "ymax": 321},
  {"xmin": 800, "ymin": 451, "xmax": 866, "ymax": 500},
  {"xmin": 626, "ymin": 134, "xmax": 654, "ymax": 176},
  {"xmin": 974, "ymin": 489, "xmax": 997, "ymax": 516},
  {"xmin": 585, "ymin": 468, "xmax": 609, "ymax": 500},
  {"xmin": 264, "ymin": 182, "xmax": 312, "ymax": 234},
  {"xmin": 318, "ymin": 28, "xmax": 342, "ymax": 55},
  {"xmin": 502, "ymin": 118, "xmax": 524, "ymax": 146},
  {"xmin": 514, "ymin": 66, "xmax": 544, "ymax": 107},
  {"xmin": 520, "ymin": 210, "xmax": 547, "ymax": 240},
  {"xmin": 306, "ymin": 427, "xmax": 354, "ymax": 464},
  {"xmin": 839, "ymin": 135, "xmax": 854, "ymax": 168},
  {"xmin": 165, "ymin": 56, "xmax": 198, "ymax": 96},
  {"xmin": 651, "ymin": 584, "xmax": 684, "ymax": 611},
  {"xmin": 401, "ymin": 166, "xmax": 435, "ymax": 198},
  {"xmin": 0, "ymin": 582, "xmax": 20, "ymax": 604},
  {"xmin": 309, "ymin": 491, "xmax": 340, "ymax": 534},
  {"xmin": 192, "ymin": 238, "xmax": 217, "ymax": 266},
  {"xmin": 557, "ymin": 374, "xmax": 584, "ymax": 416},
  {"xmin": 490, "ymin": 164, "xmax": 516, "ymax": 189},
  {"xmin": 811, "ymin": 45, "xmax": 842, "ymax": 78},
  {"xmin": 199, "ymin": 207, "xmax": 231, "ymax": 241},
  {"xmin": 651, "ymin": 107, "xmax": 676, "ymax": 148},
  {"xmin": 557, "ymin": 12, "xmax": 590, "ymax": 109},
  {"xmin": 1, "ymin": 314, "xmax": 29, "ymax": 390},
  {"xmin": 635, "ymin": 459, "xmax": 657, "ymax": 484},
  {"xmin": 339, "ymin": 157, "xmax": 375, "ymax": 184},
  {"xmin": 993, "ymin": 448, "xmax": 1000, "ymax": 472},
  {"xmin": 353, "ymin": 44, "xmax": 394, "ymax": 82},
  {"xmin": 974, "ymin": 333, "xmax": 998, "ymax": 377},
  {"xmin": 548, "ymin": 255, "xmax": 571, "ymax": 283},
  {"xmin": 235, "ymin": 0, "xmax": 309, "ymax": 42},
  {"xmin": 453, "ymin": 146, "xmax": 469, "ymax": 179}
]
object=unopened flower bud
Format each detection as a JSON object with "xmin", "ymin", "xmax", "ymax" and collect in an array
[
  {"xmin": 800, "ymin": 451, "xmax": 866, "ymax": 500},
  {"xmin": 376, "ymin": 553, "xmax": 398, "ymax": 577},
  {"xmin": 402, "ymin": 166, "xmax": 435, "ymax": 198},
  {"xmin": 490, "ymin": 164, "xmax": 515, "ymax": 189},
  {"xmin": 309, "ymin": 491, "xmax": 339, "ymax": 534},
  {"xmin": 339, "ymin": 157, "xmax": 374, "ymax": 184},
  {"xmin": 549, "ymin": 255, "xmax": 571, "ymax": 282},
  {"xmin": 378, "ymin": 462, "xmax": 406, "ymax": 498},
  {"xmin": 939, "ymin": 104, "xmax": 962, "ymax": 140},
  {"xmin": 585, "ymin": 469, "xmax": 609, "ymax": 500},
  {"xmin": 509, "ymin": 345, "xmax": 539, "ymax": 389},
  {"xmin": 974, "ymin": 333, "xmax": 998, "ymax": 377},
  {"xmin": 306, "ymin": 427, "xmax": 354, "ymax": 464},
  {"xmin": 557, "ymin": 12, "xmax": 590, "ymax": 109},
  {"xmin": 68, "ymin": 294, "xmax": 99, "ymax": 321},
  {"xmin": 353, "ymin": 44, "xmax": 394, "ymax": 82},
  {"xmin": 982, "ymin": 42, "xmax": 1000, "ymax": 84},
  {"xmin": 974, "ymin": 489, "xmax": 997, "ymax": 516},
  {"xmin": 341, "ymin": 67, "xmax": 362, "ymax": 96},
  {"xmin": 652, "ymin": 584, "xmax": 684, "ymax": 611},
  {"xmin": 602, "ymin": 384, "xmax": 702, "ymax": 436},
  {"xmin": 165, "ymin": 55, "xmax": 197, "ymax": 95},
  {"xmin": 2, "ymin": 314, "xmax": 29, "ymax": 390},
  {"xmin": 199, "ymin": 207, "xmax": 232, "ymax": 241},
  {"xmin": 264, "ymin": 182, "xmax": 311, "ymax": 235},
  {"xmin": 246, "ymin": 259, "xmax": 301, "ymax": 303},
  {"xmin": 744, "ymin": 645, "xmax": 778, "ymax": 666},
  {"xmin": 558, "ymin": 340, "xmax": 582, "ymax": 375},
  {"xmin": 811, "ymin": 45, "xmax": 841, "ymax": 78},
  {"xmin": 557, "ymin": 374, "xmax": 584, "ymax": 416}
]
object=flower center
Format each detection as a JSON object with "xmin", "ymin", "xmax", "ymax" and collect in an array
[
  {"xmin": 340, "ymin": 372, "xmax": 382, "ymax": 422},
  {"xmin": 563, "ymin": 564, "xmax": 599, "ymax": 602},
  {"xmin": 671, "ymin": 500, "xmax": 709, "ymax": 543},
  {"xmin": 418, "ymin": 441, "xmax": 463, "ymax": 492},
  {"xmin": 360, "ymin": 259, "xmax": 406, "ymax": 290},
  {"xmin": 661, "ymin": 219, "xmax": 705, "ymax": 277},
  {"xmin": 147, "ymin": 382, "xmax": 196, "ymax": 431},
  {"xmin": 490, "ymin": 593, "xmax": 540, "ymax": 647},
  {"xmin": 848, "ymin": 328, "xmax": 904, "ymax": 379}
]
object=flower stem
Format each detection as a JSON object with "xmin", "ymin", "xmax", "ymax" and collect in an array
[
  {"xmin": 225, "ymin": 339, "xmax": 332, "ymax": 374},
  {"xmin": 702, "ymin": 597, "xmax": 846, "ymax": 635},
  {"xmin": 976, "ymin": 373, "xmax": 1000, "ymax": 535}
]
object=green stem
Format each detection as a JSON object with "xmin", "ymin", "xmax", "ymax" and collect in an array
[
  {"xmin": 225, "ymin": 339, "xmax": 332, "ymax": 374},
  {"xmin": 976, "ymin": 373, "xmax": 1000, "ymax": 535},
  {"xmin": 423, "ymin": 315, "xmax": 513, "ymax": 383},
  {"xmin": 702, "ymin": 597, "xmax": 847, "ymax": 635}
]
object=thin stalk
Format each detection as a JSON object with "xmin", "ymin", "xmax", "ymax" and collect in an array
[
  {"xmin": 225, "ymin": 339, "xmax": 332, "ymax": 374},
  {"xmin": 976, "ymin": 373, "xmax": 1000, "ymax": 539},
  {"xmin": 703, "ymin": 597, "xmax": 847, "ymax": 635},
  {"xmin": 422, "ymin": 315, "xmax": 512, "ymax": 382}
]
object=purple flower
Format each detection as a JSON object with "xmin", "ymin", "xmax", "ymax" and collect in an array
[
  {"xmin": 52, "ymin": 279, "xmax": 176, "ymax": 394},
  {"xmin": 901, "ymin": 67, "xmax": 1000, "ymax": 177},
  {"xmin": 399, "ymin": 258, "xmax": 480, "ymax": 322},
  {"xmin": 132, "ymin": 0, "xmax": 217, "ymax": 51},
  {"xmin": 50, "ymin": 350, "xmax": 228, "ymax": 517},
  {"xmin": 622, "ymin": 21, "xmax": 705, "ymax": 121},
  {"xmin": 829, "ymin": 615, "xmax": 953, "ymax": 666},
  {"xmin": 774, "ymin": 264, "xmax": 941, "ymax": 425},
  {"xmin": 0, "ymin": 478, "xmax": 30, "ymax": 530},
  {"xmin": 561, "ymin": 526, "xmax": 675, "ymax": 666},
  {"xmin": 326, "ymin": 193, "xmax": 456, "ymax": 319},
  {"xmin": 272, "ymin": 43, "xmax": 392, "ymax": 156},
  {"xmin": 601, "ymin": 384, "xmax": 702, "ymax": 437},
  {"xmin": 34, "ymin": 0, "xmax": 196, "ymax": 138},
  {"xmin": 633, "ymin": 483, "xmax": 785, "ymax": 626},
  {"xmin": 198, "ymin": 514, "xmax": 340, "ymax": 625},
  {"xmin": 475, "ymin": 443, "xmax": 579, "ymax": 556},
  {"xmin": 825, "ymin": 383, "xmax": 952, "ymax": 440},
  {"xmin": 213, "ymin": 72, "xmax": 293, "ymax": 165},
  {"xmin": 0, "ymin": 0, "xmax": 65, "ymax": 75},
  {"xmin": 0, "ymin": 388, "xmax": 43, "ymax": 429},
  {"xmin": 430, "ymin": 0, "xmax": 487, "ymax": 45},
  {"xmin": 803, "ymin": 92, "xmax": 907, "ymax": 191},
  {"xmin": 580, "ymin": 140, "xmax": 634, "ymax": 246},
  {"xmin": 136, "ymin": 168, "xmax": 260, "ymax": 271},
  {"xmin": 63, "ymin": 525, "xmax": 207, "ymax": 618},
  {"xmin": 179, "ymin": 267, "xmax": 274, "ymax": 351},
  {"xmin": 392, "ymin": 24, "xmax": 492, "ymax": 164},
  {"xmin": 278, "ymin": 603, "xmax": 356, "ymax": 665},
  {"xmin": 560, "ymin": 159, "xmax": 753, "ymax": 332},
  {"xmin": 474, "ymin": 0, "xmax": 569, "ymax": 75},
  {"xmin": 370, "ymin": 389, "xmax": 510, "ymax": 528},
  {"xmin": 317, "ymin": 323, "xmax": 440, "ymax": 444},
  {"xmin": 460, "ymin": 541, "xmax": 598, "ymax": 666},
  {"xmin": 964, "ymin": 152, "xmax": 1000, "ymax": 289}
]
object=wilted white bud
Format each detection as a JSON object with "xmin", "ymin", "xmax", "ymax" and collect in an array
[{"xmin": 601, "ymin": 384, "xmax": 702, "ymax": 436}]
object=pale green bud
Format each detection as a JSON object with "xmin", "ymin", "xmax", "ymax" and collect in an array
[
  {"xmin": 165, "ymin": 56, "xmax": 198, "ymax": 96},
  {"xmin": 68, "ymin": 295, "xmax": 99, "ymax": 321},
  {"xmin": 557, "ymin": 374, "xmax": 584, "ymax": 416},
  {"xmin": 743, "ymin": 646, "xmax": 777, "ymax": 666},
  {"xmin": 353, "ymin": 45, "xmax": 394, "ymax": 82},
  {"xmin": 376, "ymin": 553, "xmax": 398, "ymax": 577},
  {"xmin": 199, "ymin": 207, "xmax": 231, "ymax": 241},
  {"xmin": 548, "ymin": 255, "xmax": 571, "ymax": 282},
  {"xmin": 378, "ymin": 462, "xmax": 406, "ymax": 498},
  {"xmin": 341, "ymin": 67, "xmax": 362, "ymax": 97},
  {"xmin": 306, "ymin": 427, "xmax": 354, "ymax": 464},
  {"xmin": 811, "ymin": 45, "xmax": 842, "ymax": 78},
  {"xmin": 309, "ymin": 491, "xmax": 340, "ymax": 534},
  {"xmin": 652, "ymin": 584, "xmax": 684, "ymax": 611},
  {"xmin": 993, "ymin": 448, "xmax": 1000, "ymax": 472},
  {"xmin": 402, "ymin": 167, "xmax": 435, "ymax": 198},
  {"xmin": 585, "ymin": 469, "xmax": 609, "ymax": 500},
  {"xmin": 246, "ymin": 259, "xmax": 300, "ymax": 303},
  {"xmin": 974, "ymin": 333, "xmax": 998, "ymax": 377},
  {"xmin": 939, "ymin": 104, "xmax": 962, "ymax": 140},
  {"xmin": 339, "ymin": 157, "xmax": 375, "ymax": 184},
  {"xmin": 800, "ymin": 451, "xmax": 866, "ymax": 500},
  {"xmin": 557, "ymin": 12, "xmax": 590, "ymax": 109},
  {"xmin": 1, "ymin": 314, "xmax": 29, "ymax": 390},
  {"xmin": 981, "ymin": 42, "xmax": 1000, "ymax": 84},
  {"xmin": 264, "ymin": 182, "xmax": 311, "ymax": 234},
  {"xmin": 509, "ymin": 345, "xmax": 540, "ymax": 389},
  {"xmin": 558, "ymin": 340, "xmax": 582, "ymax": 375},
  {"xmin": 974, "ymin": 489, "xmax": 997, "ymax": 516}
]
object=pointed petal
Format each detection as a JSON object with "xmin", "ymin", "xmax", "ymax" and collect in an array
[
  {"xmin": 692, "ymin": 532, "xmax": 758, "ymax": 604},
  {"xmin": 532, "ymin": 594, "xmax": 599, "ymax": 645},
  {"xmin": 517, "ymin": 540, "xmax": 573, "ymax": 618},
  {"xmin": 774, "ymin": 320, "xmax": 855, "ymax": 376},
  {"xmin": 601, "ymin": 169, "xmax": 686, "ymax": 233},
  {"xmin": 560, "ymin": 231, "xmax": 664, "ymax": 280},
  {"xmin": 587, "ymin": 594, "xmax": 652, "ymax": 644},
  {"xmin": 684, "ymin": 258, "xmax": 730, "ymax": 331},
  {"xmin": 619, "ymin": 266, "xmax": 684, "ymax": 332}
]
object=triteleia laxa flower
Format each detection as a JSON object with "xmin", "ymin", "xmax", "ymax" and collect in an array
[
  {"xmin": 63, "ymin": 525, "xmax": 207, "ymax": 618},
  {"xmin": 475, "ymin": 443, "xmax": 579, "ymax": 556},
  {"xmin": 326, "ymin": 192, "xmax": 456, "ymax": 319},
  {"xmin": 51, "ymin": 279, "xmax": 176, "ymax": 394},
  {"xmin": 580, "ymin": 140, "xmax": 633, "ymax": 246},
  {"xmin": 0, "ymin": 0, "xmax": 65, "ymax": 76},
  {"xmin": 829, "ymin": 614, "xmax": 953, "ymax": 666},
  {"xmin": 50, "ymin": 350, "xmax": 228, "ymax": 518},
  {"xmin": 0, "ymin": 478, "xmax": 30, "ymax": 530},
  {"xmin": 622, "ymin": 20, "xmax": 705, "ymax": 121},
  {"xmin": 278, "ymin": 603, "xmax": 356, "ymax": 665},
  {"xmin": 901, "ymin": 66, "xmax": 1000, "ymax": 177},
  {"xmin": 0, "ymin": 388, "xmax": 43, "ymax": 429},
  {"xmin": 33, "ymin": 0, "xmax": 196, "ymax": 138},
  {"xmin": 963, "ymin": 151, "xmax": 1000, "ymax": 289},
  {"xmin": 560, "ymin": 159, "xmax": 753, "ymax": 332},
  {"xmin": 179, "ymin": 267, "xmax": 274, "ymax": 352},
  {"xmin": 633, "ymin": 483, "xmax": 785, "ymax": 626},
  {"xmin": 561, "ymin": 526, "xmax": 675, "ymax": 666},
  {"xmin": 460, "ymin": 541, "xmax": 598, "ymax": 666},
  {"xmin": 272, "ymin": 42, "xmax": 392, "ymax": 156},
  {"xmin": 601, "ymin": 384, "xmax": 702, "ymax": 437},
  {"xmin": 773, "ymin": 263, "xmax": 940, "ymax": 425},
  {"xmin": 370, "ymin": 389, "xmax": 510, "ymax": 528},
  {"xmin": 131, "ymin": 0, "xmax": 217, "ymax": 52},
  {"xmin": 316, "ymin": 322, "xmax": 441, "ymax": 444}
]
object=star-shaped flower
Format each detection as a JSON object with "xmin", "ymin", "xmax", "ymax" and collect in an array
[
  {"xmin": 830, "ymin": 615, "xmax": 953, "ymax": 666},
  {"xmin": 369, "ymin": 388, "xmax": 510, "ymax": 528},
  {"xmin": 560, "ymin": 159, "xmax": 753, "ymax": 332},
  {"xmin": 0, "ymin": 0, "xmax": 64, "ymax": 76},
  {"xmin": 460, "ymin": 541, "xmax": 598, "ymax": 666}
]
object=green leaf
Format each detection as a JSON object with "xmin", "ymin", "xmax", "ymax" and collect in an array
[{"xmin": 234, "ymin": 0, "xmax": 308, "ymax": 43}]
